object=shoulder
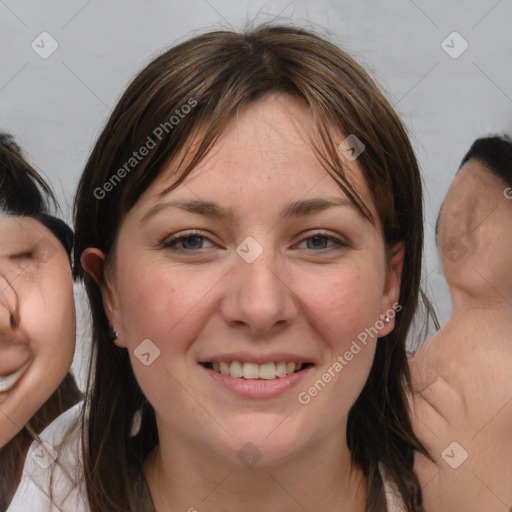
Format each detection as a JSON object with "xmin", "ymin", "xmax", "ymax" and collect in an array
[
  {"xmin": 409, "ymin": 317, "xmax": 512, "ymax": 429},
  {"xmin": 7, "ymin": 401, "xmax": 89, "ymax": 512},
  {"xmin": 409, "ymin": 317, "xmax": 512, "ymax": 510}
]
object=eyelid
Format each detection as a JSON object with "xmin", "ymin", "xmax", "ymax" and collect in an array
[
  {"xmin": 162, "ymin": 229, "xmax": 210, "ymax": 240},
  {"xmin": 295, "ymin": 229, "xmax": 349, "ymax": 245},
  {"xmin": 8, "ymin": 250, "xmax": 34, "ymax": 260},
  {"xmin": 160, "ymin": 229, "xmax": 349, "ymax": 252},
  {"xmin": 161, "ymin": 230, "xmax": 215, "ymax": 249}
]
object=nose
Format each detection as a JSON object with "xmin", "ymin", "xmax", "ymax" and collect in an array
[
  {"xmin": 221, "ymin": 245, "xmax": 297, "ymax": 336},
  {"xmin": 0, "ymin": 273, "xmax": 19, "ymax": 332}
]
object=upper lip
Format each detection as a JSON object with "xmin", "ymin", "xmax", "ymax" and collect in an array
[{"xmin": 199, "ymin": 353, "xmax": 314, "ymax": 365}]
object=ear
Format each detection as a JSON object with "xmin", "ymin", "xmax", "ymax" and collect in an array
[
  {"xmin": 378, "ymin": 241, "xmax": 405, "ymax": 337},
  {"xmin": 81, "ymin": 248, "xmax": 126, "ymax": 348}
]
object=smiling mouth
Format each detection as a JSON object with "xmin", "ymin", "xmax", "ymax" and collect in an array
[
  {"xmin": 201, "ymin": 361, "xmax": 313, "ymax": 380},
  {"xmin": 0, "ymin": 361, "xmax": 31, "ymax": 393}
]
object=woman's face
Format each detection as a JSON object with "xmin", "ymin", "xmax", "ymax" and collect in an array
[
  {"xmin": 0, "ymin": 215, "xmax": 76, "ymax": 447},
  {"xmin": 89, "ymin": 94, "xmax": 402, "ymax": 466}
]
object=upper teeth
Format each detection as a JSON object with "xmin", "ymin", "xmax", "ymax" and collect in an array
[
  {"xmin": 211, "ymin": 361, "xmax": 303, "ymax": 380},
  {"xmin": 0, "ymin": 361, "xmax": 30, "ymax": 393}
]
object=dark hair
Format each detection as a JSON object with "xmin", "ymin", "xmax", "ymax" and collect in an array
[
  {"xmin": 74, "ymin": 23, "xmax": 429, "ymax": 512},
  {"xmin": 0, "ymin": 134, "xmax": 74, "ymax": 263},
  {"xmin": 434, "ymin": 134, "xmax": 512, "ymax": 243},
  {"xmin": 460, "ymin": 134, "xmax": 512, "ymax": 186},
  {"xmin": 0, "ymin": 133, "xmax": 82, "ymax": 510}
]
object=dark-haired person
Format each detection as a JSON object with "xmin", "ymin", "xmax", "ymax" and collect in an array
[
  {"xmin": 9, "ymin": 25, "xmax": 430, "ymax": 512},
  {"xmin": 410, "ymin": 135, "xmax": 512, "ymax": 511},
  {"xmin": 0, "ymin": 134, "xmax": 82, "ymax": 510}
]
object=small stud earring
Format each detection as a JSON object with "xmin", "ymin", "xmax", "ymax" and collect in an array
[
  {"xmin": 111, "ymin": 328, "xmax": 119, "ymax": 340},
  {"xmin": 384, "ymin": 316, "xmax": 391, "ymax": 323}
]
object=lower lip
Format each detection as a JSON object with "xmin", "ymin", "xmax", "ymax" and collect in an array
[
  {"xmin": 200, "ymin": 364, "xmax": 313, "ymax": 398},
  {"xmin": 0, "ymin": 362, "xmax": 31, "ymax": 405}
]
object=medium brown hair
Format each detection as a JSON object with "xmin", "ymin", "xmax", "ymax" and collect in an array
[{"xmin": 74, "ymin": 23, "xmax": 429, "ymax": 511}]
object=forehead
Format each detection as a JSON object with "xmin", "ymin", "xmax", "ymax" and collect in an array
[
  {"xmin": 452, "ymin": 160, "xmax": 506, "ymax": 195},
  {"xmin": 0, "ymin": 215, "xmax": 54, "ymax": 246},
  {"xmin": 440, "ymin": 160, "xmax": 504, "ymax": 219},
  {"xmin": 132, "ymin": 94, "xmax": 377, "ymax": 220},
  {"xmin": 0, "ymin": 215, "xmax": 38, "ymax": 238},
  {"xmin": 437, "ymin": 159, "xmax": 509, "ymax": 233}
]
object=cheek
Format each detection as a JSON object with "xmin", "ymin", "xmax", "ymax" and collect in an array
[
  {"xmin": 116, "ymin": 262, "xmax": 212, "ymax": 348},
  {"xmin": 294, "ymin": 266, "xmax": 383, "ymax": 411},
  {"xmin": 16, "ymin": 262, "xmax": 76, "ymax": 382},
  {"xmin": 1, "ymin": 280, "xmax": 76, "ymax": 439},
  {"xmin": 22, "ymin": 286, "xmax": 76, "ymax": 364},
  {"xmin": 24, "ymin": 265, "xmax": 75, "ymax": 331},
  {"xmin": 114, "ymin": 266, "xmax": 205, "ymax": 416},
  {"xmin": 298, "ymin": 264, "xmax": 383, "ymax": 346}
]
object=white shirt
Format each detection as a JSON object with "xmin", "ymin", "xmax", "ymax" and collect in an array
[
  {"xmin": 381, "ymin": 463, "xmax": 408, "ymax": 512},
  {"xmin": 7, "ymin": 402, "xmax": 87, "ymax": 512},
  {"xmin": 8, "ymin": 403, "xmax": 406, "ymax": 512}
]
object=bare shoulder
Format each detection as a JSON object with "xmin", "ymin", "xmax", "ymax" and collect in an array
[
  {"xmin": 410, "ymin": 313, "xmax": 512, "ymax": 418},
  {"xmin": 409, "ymin": 316, "xmax": 512, "ymax": 511}
]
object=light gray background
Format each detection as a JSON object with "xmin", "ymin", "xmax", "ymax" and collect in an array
[{"xmin": 1, "ymin": 0, "xmax": 511, "ymax": 388}]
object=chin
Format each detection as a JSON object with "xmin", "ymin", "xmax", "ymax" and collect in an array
[
  {"xmin": 219, "ymin": 420, "xmax": 309, "ymax": 464},
  {"xmin": 223, "ymin": 438, "xmax": 301, "ymax": 469}
]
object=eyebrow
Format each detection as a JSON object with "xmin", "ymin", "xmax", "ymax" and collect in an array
[{"xmin": 140, "ymin": 196, "xmax": 361, "ymax": 224}]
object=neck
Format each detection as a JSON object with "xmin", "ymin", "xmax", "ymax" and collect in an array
[
  {"xmin": 144, "ymin": 423, "xmax": 366, "ymax": 512},
  {"xmin": 450, "ymin": 288, "xmax": 512, "ymax": 315}
]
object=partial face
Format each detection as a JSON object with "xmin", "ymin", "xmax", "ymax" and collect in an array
[
  {"xmin": 0, "ymin": 215, "xmax": 76, "ymax": 447},
  {"xmin": 438, "ymin": 159, "xmax": 512, "ymax": 292},
  {"xmin": 94, "ymin": 94, "xmax": 402, "ymax": 465}
]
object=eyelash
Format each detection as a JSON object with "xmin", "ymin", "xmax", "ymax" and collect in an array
[
  {"xmin": 161, "ymin": 230, "xmax": 348, "ymax": 253},
  {"xmin": 9, "ymin": 250, "xmax": 34, "ymax": 261}
]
